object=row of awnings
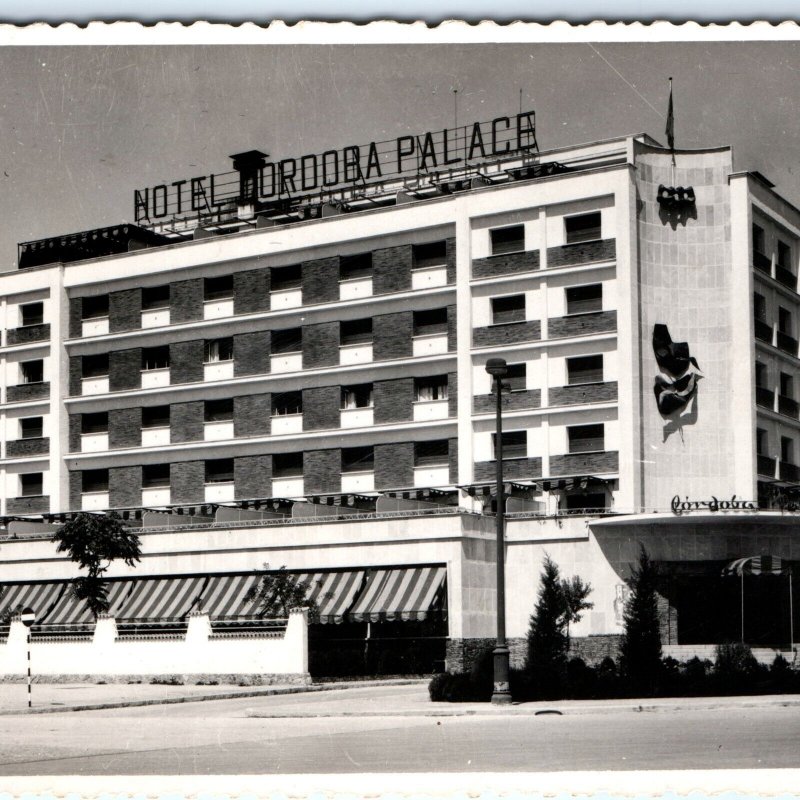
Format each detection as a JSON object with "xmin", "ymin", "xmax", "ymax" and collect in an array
[{"xmin": 0, "ymin": 565, "xmax": 447, "ymax": 627}]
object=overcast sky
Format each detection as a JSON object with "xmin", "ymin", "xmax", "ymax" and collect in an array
[{"xmin": 2, "ymin": 41, "xmax": 800, "ymax": 270}]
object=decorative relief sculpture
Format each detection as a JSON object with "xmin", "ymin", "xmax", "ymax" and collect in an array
[{"xmin": 652, "ymin": 324, "xmax": 702, "ymax": 430}]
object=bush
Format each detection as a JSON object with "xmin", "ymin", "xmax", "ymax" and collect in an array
[{"xmin": 566, "ymin": 657, "xmax": 598, "ymax": 698}]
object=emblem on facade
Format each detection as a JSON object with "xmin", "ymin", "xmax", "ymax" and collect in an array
[{"xmin": 652, "ymin": 324, "xmax": 702, "ymax": 420}]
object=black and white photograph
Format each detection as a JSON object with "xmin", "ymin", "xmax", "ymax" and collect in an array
[{"xmin": 0, "ymin": 22, "xmax": 797, "ymax": 791}]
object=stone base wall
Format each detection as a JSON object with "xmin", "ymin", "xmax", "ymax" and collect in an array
[
  {"xmin": 568, "ymin": 635, "xmax": 622, "ymax": 665},
  {"xmin": 0, "ymin": 673, "xmax": 311, "ymax": 686}
]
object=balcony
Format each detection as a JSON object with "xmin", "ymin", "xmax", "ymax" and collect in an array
[
  {"xmin": 271, "ymin": 352, "xmax": 302, "ymax": 374},
  {"xmin": 272, "ymin": 476, "xmax": 304, "ymax": 497},
  {"xmin": 473, "ymin": 389, "xmax": 541, "ymax": 413},
  {"xmin": 7, "ymin": 495, "xmax": 49, "ymax": 514},
  {"xmin": 82, "ymin": 317, "xmax": 109, "ymax": 337},
  {"xmin": 777, "ymin": 330, "xmax": 798, "ymax": 357},
  {"xmin": 81, "ymin": 491, "xmax": 109, "ymax": 511},
  {"xmin": 204, "ymin": 361, "xmax": 234, "ymax": 382},
  {"xmin": 141, "ymin": 426, "xmax": 170, "ymax": 447},
  {"xmin": 340, "ymin": 407, "xmax": 374, "ymax": 429},
  {"xmin": 413, "ymin": 465, "xmax": 450, "ymax": 487},
  {"xmin": 412, "ymin": 333, "xmax": 448, "ymax": 357},
  {"xmin": 413, "ymin": 399, "xmax": 449, "ymax": 421},
  {"xmin": 779, "ymin": 461, "xmax": 800, "ymax": 483},
  {"xmin": 81, "ymin": 376, "xmax": 109, "ymax": 396},
  {"xmin": 270, "ymin": 288, "xmax": 302, "ymax": 310},
  {"xmin": 472, "ymin": 249, "xmax": 540, "ymax": 280},
  {"xmin": 6, "ymin": 437, "xmax": 49, "ymax": 458},
  {"xmin": 473, "ymin": 320, "xmax": 541, "ymax": 348},
  {"xmin": 341, "ymin": 471, "xmax": 375, "ymax": 493},
  {"xmin": 203, "ymin": 298, "xmax": 234, "ymax": 320},
  {"xmin": 81, "ymin": 433, "xmax": 109, "ymax": 453},
  {"xmin": 549, "ymin": 381, "xmax": 618, "ymax": 407},
  {"xmin": 547, "ymin": 238, "xmax": 616, "ymax": 269},
  {"xmin": 778, "ymin": 395, "xmax": 800, "ymax": 419},
  {"xmin": 6, "ymin": 323, "xmax": 50, "ymax": 346},
  {"xmin": 757, "ymin": 453, "xmax": 777, "ymax": 478},
  {"xmin": 7, "ymin": 382, "xmax": 50, "ymax": 403},
  {"xmin": 142, "ymin": 487, "xmax": 170, "ymax": 506},
  {"xmin": 753, "ymin": 251, "xmax": 772, "ymax": 275},
  {"xmin": 411, "ymin": 265, "xmax": 447, "ymax": 289},
  {"xmin": 754, "ymin": 318, "xmax": 773, "ymax": 344},
  {"xmin": 339, "ymin": 277, "xmax": 373, "ymax": 300},
  {"xmin": 271, "ymin": 413, "xmax": 303, "ymax": 435},
  {"xmin": 755, "ymin": 386, "xmax": 775, "ymax": 410},
  {"xmin": 141, "ymin": 308, "xmax": 170, "ymax": 328},
  {"xmin": 141, "ymin": 368, "xmax": 170, "ymax": 389},
  {"xmin": 339, "ymin": 343, "xmax": 373, "ymax": 365},
  {"xmin": 549, "ymin": 450, "xmax": 620, "ymax": 475},
  {"xmin": 204, "ymin": 421, "xmax": 234, "ymax": 441},
  {"xmin": 548, "ymin": 310, "xmax": 617, "ymax": 339},
  {"xmin": 776, "ymin": 265, "xmax": 798, "ymax": 291},
  {"xmin": 204, "ymin": 482, "xmax": 235, "ymax": 502}
]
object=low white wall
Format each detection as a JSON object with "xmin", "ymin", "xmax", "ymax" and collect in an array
[{"xmin": 0, "ymin": 610, "xmax": 308, "ymax": 679}]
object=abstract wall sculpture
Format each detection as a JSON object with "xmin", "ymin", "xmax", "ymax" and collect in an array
[{"xmin": 652, "ymin": 323, "xmax": 702, "ymax": 416}]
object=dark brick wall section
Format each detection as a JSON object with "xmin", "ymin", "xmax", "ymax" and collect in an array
[
  {"xmin": 110, "ymin": 466, "xmax": 141, "ymax": 508},
  {"xmin": 302, "ymin": 257, "xmax": 338, "ymax": 304},
  {"xmin": 171, "ymin": 278, "xmax": 203, "ymax": 323},
  {"xmin": 472, "ymin": 249, "xmax": 540, "ymax": 279},
  {"xmin": 446, "ymin": 237, "xmax": 456, "ymax": 284},
  {"xmin": 69, "ymin": 357, "xmax": 82, "ymax": 396},
  {"xmin": 447, "ymin": 305, "xmax": 457, "ymax": 351},
  {"xmin": 69, "ymin": 471, "xmax": 81, "ymax": 511},
  {"xmin": 473, "ymin": 321, "xmax": 541, "ymax": 348},
  {"xmin": 7, "ymin": 383, "xmax": 50, "ymax": 403},
  {"xmin": 171, "ymin": 460, "xmax": 204, "ymax": 505},
  {"xmin": 446, "ymin": 638, "xmax": 527, "ymax": 674},
  {"xmin": 171, "ymin": 401, "xmax": 204, "ymax": 443},
  {"xmin": 547, "ymin": 238, "xmax": 616, "ymax": 269},
  {"xmin": 109, "ymin": 349, "xmax": 142, "ymax": 391},
  {"xmin": 109, "ymin": 288, "xmax": 142, "ymax": 333},
  {"xmin": 549, "ymin": 450, "xmax": 619, "ymax": 475},
  {"xmin": 549, "ymin": 381, "xmax": 618, "ymax": 407},
  {"xmin": 7, "ymin": 496, "xmax": 50, "ymax": 514},
  {"xmin": 234, "ymin": 394, "xmax": 271, "ymax": 437},
  {"xmin": 473, "ymin": 457, "xmax": 542, "ymax": 482},
  {"xmin": 109, "ymin": 407, "xmax": 142, "ymax": 449},
  {"xmin": 568, "ymin": 635, "xmax": 622, "ymax": 666},
  {"xmin": 373, "ymin": 244, "xmax": 412, "ymax": 295},
  {"xmin": 170, "ymin": 340, "xmax": 204, "ymax": 384},
  {"xmin": 7, "ymin": 324, "xmax": 50, "ymax": 345},
  {"xmin": 303, "ymin": 322, "xmax": 338, "ymax": 369},
  {"xmin": 548, "ymin": 311, "xmax": 617, "ymax": 339},
  {"xmin": 68, "ymin": 297, "xmax": 82, "ymax": 339},
  {"xmin": 449, "ymin": 438, "xmax": 458, "ymax": 484},
  {"xmin": 474, "ymin": 389, "xmax": 541, "ymax": 413},
  {"xmin": 304, "ymin": 449, "xmax": 341, "ymax": 494},
  {"xmin": 375, "ymin": 442, "xmax": 414, "ymax": 489},
  {"xmin": 234, "ymin": 330, "xmax": 271, "ymax": 377},
  {"xmin": 6, "ymin": 438, "xmax": 49, "ymax": 458},
  {"xmin": 68, "ymin": 415, "xmax": 81, "ymax": 453},
  {"xmin": 374, "ymin": 378, "xmax": 413, "ymax": 424},
  {"xmin": 235, "ymin": 455, "xmax": 272, "ymax": 499},
  {"xmin": 448, "ymin": 371, "xmax": 458, "ymax": 418},
  {"xmin": 234, "ymin": 267, "xmax": 271, "ymax": 314},
  {"xmin": 374, "ymin": 312, "xmax": 413, "ymax": 361},
  {"xmin": 303, "ymin": 386, "xmax": 340, "ymax": 431}
]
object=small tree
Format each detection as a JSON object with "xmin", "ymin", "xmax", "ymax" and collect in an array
[
  {"xmin": 245, "ymin": 565, "xmax": 319, "ymax": 618},
  {"xmin": 619, "ymin": 545, "xmax": 663, "ymax": 691},
  {"xmin": 52, "ymin": 511, "xmax": 141, "ymax": 618}
]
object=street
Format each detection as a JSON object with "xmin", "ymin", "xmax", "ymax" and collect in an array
[{"xmin": 0, "ymin": 684, "xmax": 798, "ymax": 774}]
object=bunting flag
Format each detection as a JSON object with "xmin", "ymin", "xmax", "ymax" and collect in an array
[{"xmin": 665, "ymin": 78, "xmax": 675, "ymax": 153}]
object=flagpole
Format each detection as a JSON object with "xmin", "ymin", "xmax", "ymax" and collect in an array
[
  {"xmin": 790, "ymin": 570, "xmax": 794, "ymax": 661},
  {"xmin": 668, "ymin": 77, "xmax": 675, "ymax": 184},
  {"xmin": 741, "ymin": 570, "xmax": 745, "ymax": 643}
]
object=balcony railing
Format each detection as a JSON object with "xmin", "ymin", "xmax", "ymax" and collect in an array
[
  {"xmin": 754, "ymin": 318, "xmax": 773, "ymax": 344},
  {"xmin": 757, "ymin": 453, "xmax": 776, "ymax": 478},
  {"xmin": 780, "ymin": 461, "xmax": 800, "ymax": 483},
  {"xmin": 756, "ymin": 386, "xmax": 775, "ymax": 409},
  {"xmin": 753, "ymin": 251, "xmax": 772, "ymax": 274},
  {"xmin": 776, "ymin": 265, "xmax": 798, "ymax": 290},
  {"xmin": 777, "ymin": 330, "xmax": 799, "ymax": 357},
  {"xmin": 778, "ymin": 394, "xmax": 800, "ymax": 419}
]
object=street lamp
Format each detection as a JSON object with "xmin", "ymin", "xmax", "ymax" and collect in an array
[
  {"xmin": 20, "ymin": 607, "xmax": 35, "ymax": 708},
  {"xmin": 485, "ymin": 357, "xmax": 512, "ymax": 705}
]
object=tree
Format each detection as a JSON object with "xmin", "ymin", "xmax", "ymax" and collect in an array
[
  {"xmin": 245, "ymin": 565, "xmax": 320, "ymax": 618},
  {"xmin": 52, "ymin": 512, "xmax": 141, "ymax": 618},
  {"xmin": 619, "ymin": 544, "xmax": 663, "ymax": 691}
]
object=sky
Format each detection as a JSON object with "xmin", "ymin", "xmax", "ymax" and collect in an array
[{"xmin": 2, "ymin": 41, "xmax": 800, "ymax": 270}]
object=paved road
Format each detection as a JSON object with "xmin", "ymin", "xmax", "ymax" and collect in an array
[{"xmin": 0, "ymin": 685, "xmax": 798, "ymax": 775}]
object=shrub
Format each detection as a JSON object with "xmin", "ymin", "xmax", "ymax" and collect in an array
[
  {"xmin": 715, "ymin": 641, "xmax": 758, "ymax": 676},
  {"xmin": 566, "ymin": 657, "xmax": 597, "ymax": 698}
]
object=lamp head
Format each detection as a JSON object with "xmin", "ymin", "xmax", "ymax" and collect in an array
[{"xmin": 485, "ymin": 358, "xmax": 508, "ymax": 378}]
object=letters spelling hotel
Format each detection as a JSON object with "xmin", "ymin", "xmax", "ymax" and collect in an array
[{"xmin": 0, "ymin": 108, "xmax": 797, "ymax": 678}]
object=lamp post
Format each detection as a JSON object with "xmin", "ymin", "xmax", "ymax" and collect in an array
[
  {"xmin": 486, "ymin": 357, "xmax": 512, "ymax": 705},
  {"xmin": 20, "ymin": 607, "xmax": 35, "ymax": 708}
]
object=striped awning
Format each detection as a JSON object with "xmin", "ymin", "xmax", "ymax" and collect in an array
[
  {"xmin": 348, "ymin": 566, "xmax": 446, "ymax": 623},
  {"xmin": 0, "ymin": 581, "xmax": 65, "ymax": 623},
  {"xmin": 195, "ymin": 574, "xmax": 263, "ymax": 619},
  {"xmin": 114, "ymin": 575, "xmax": 209, "ymax": 621},
  {"xmin": 45, "ymin": 579, "xmax": 134, "ymax": 626},
  {"xmin": 723, "ymin": 555, "xmax": 785, "ymax": 576}
]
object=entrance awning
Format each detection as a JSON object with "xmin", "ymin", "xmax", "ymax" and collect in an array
[{"xmin": 348, "ymin": 566, "xmax": 447, "ymax": 622}]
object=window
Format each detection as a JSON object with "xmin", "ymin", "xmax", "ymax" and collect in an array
[
  {"xmin": 779, "ymin": 306, "xmax": 792, "ymax": 334},
  {"xmin": 272, "ymin": 391, "xmax": 303, "ymax": 416},
  {"xmin": 414, "ymin": 440, "xmax": 449, "ymax": 466},
  {"xmin": 20, "ymin": 473, "xmax": 43, "ymax": 497},
  {"xmin": 20, "ymin": 302, "xmax": 44, "ymax": 327},
  {"xmin": 491, "ymin": 294, "xmax": 525, "ymax": 325},
  {"xmin": 492, "ymin": 430, "xmax": 527, "ymax": 460},
  {"xmin": 413, "ymin": 308, "xmax": 448, "ymax": 336},
  {"xmin": 341, "ymin": 384, "xmax": 373, "ymax": 409},
  {"xmin": 781, "ymin": 372, "xmax": 794, "ymax": 398},
  {"xmin": 412, "ymin": 241, "xmax": 446, "ymax": 268},
  {"xmin": 271, "ymin": 327, "xmax": 302, "ymax": 354},
  {"xmin": 205, "ymin": 458, "xmax": 234, "ymax": 483},
  {"xmin": 565, "ymin": 211, "xmax": 602, "ymax": 244},
  {"xmin": 142, "ymin": 346, "xmax": 170, "ymax": 371},
  {"xmin": 755, "ymin": 362, "xmax": 767, "ymax": 387},
  {"xmin": 342, "ymin": 446, "xmax": 374, "ymax": 473},
  {"xmin": 82, "ymin": 295, "xmax": 109, "ymax": 320},
  {"xmin": 82, "ymin": 354, "xmax": 108, "ymax": 378},
  {"xmin": 20, "ymin": 360, "xmax": 44, "ymax": 384},
  {"xmin": 271, "ymin": 264, "xmax": 302, "ymax": 291},
  {"xmin": 82, "ymin": 469, "xmax": 108, "ymax": 493},
  {"xmin": 754, "ymin": 292, "xmax": 768, "ymax": 321},
  {"xmin": 490, "ymin": 225, "xmax": 525, "ymax": 255},
  {"xmin": 568, "ymin": 423, "xmax": 605, "ymax": 454},
  {"xmin": 142, "ymin": 463, "xmax": 170, "ymax": 488},
  {"xmin": 414, "ymin": 375, "xmax": 448, "ymax": 402},
  {"xmin": 753, "ymin": 224, "xmax": 766, "ymax": 257},
  {"xmin": 204, "ymin": 275, "xmax": 233, "ymax": 301},
  {"xmin": 757, "ymin": 428, "xmax": 768, "ymax": 455},
  {"xmin": 142, "ymin": 405, "xmax": 170, "ymax": 428},
  {"xmin": 81, "ymin": 412, "xmax": 108, "ymax": 434},
  {"xmin": 340, "ymin": 318, "xmax": 373, "ymax": 346},
  {"xmin": 205, "ymin": 398, "xmax": 233, "ymax": 422},
  {"xmin": 782, "ymin": 436, "xmax": 794, "ymax": 464},
  {"xmin": 204, "ymin": 338, "xmax": 234, "ymax": 363},
  {"xmin": 566, "ymin": 284, "xmax": 602, "ymax": 315},
  {"xmin": 565, "ymin": 493, "xmax": 607, "ymax": 513},
  {"xmin": 505, "ymin": 363, "xmax": 527, "ymax": 392},
  {"xmin": 273, "ymin": 451, "xmax": 302, "ymax": 478},
  {"xmin": 339, "ymin": 253, "xmax": 372, "ymax": 280},
  {"xmin": 142, "ymin": 285, "xmax": 170, "ymax": 310},
  {"xmin": 20, "ymin": 417, "xmax": 43, "ymax": 439},
  {"xmin": 778, "ymin": 240, "xmax": 792, "ymax": 270},
  {"xmin": 567, "ymin": 355, "xmax": 604, "ymax": 385}
]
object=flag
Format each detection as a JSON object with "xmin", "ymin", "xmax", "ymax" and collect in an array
[{"xmin": 665, "ymin": 80, "xmax": 675, "ymax": 152}]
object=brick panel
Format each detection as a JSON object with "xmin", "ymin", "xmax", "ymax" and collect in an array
[
  {"xmin": 547, "ymin": 310, "xmax": 617, "ymax": 339},
  {"xmin": 110, "ymin": 466, "xmax": 141, "ymax": 508},
  {"xmin": 109, "ymin": 407, "xmax": 142, "ymax": 449},
  {"xmin": 68, "ymin": 297, "xmax": 82, "ymax": 339},
  {"xmin": 303, "ymin": 386, "xmax": 340, "ymax": 431},
  {"xmin": 474, "ymin": 389, "xmax": 541, "ymax": 413},
  {"xmin": 446, "ymin": 237, "xmax": 456, "ymax": 284},
  {"xmin": 109, "ymin": 288, "xmax": 142, "ymax": 333},
  {"xmin": 472, "ymin": 249, "xmax": 540, "ymax": 279},
  {"xmin": 235, "ymin": 455, "xmax": 272, "ymax": 499},
  {"xmin": 171, "ymin": 460, "xmax": 204, "ymax": 505},
  {"xmin": 68, "ymin": 414, "xmax": 81, "ymax": 452},
  {"xmin": 473, "ymin": 457, "xmax": 542, "ymax": 482},
  {"xmin": 447, "ymin": 305, "xmax": 457, "ymax": 351},
  {"xmin": 170, "ymin": 340, "xmax": 204, "ymax": 384},
  {"xmin": 373, "ymin": 311, "xmax": 413, "ymax": 360},
  {"xmin": 375, "ymin": 442, "xmax": 414, "ymax": 489},
  {"xmin": 171, "ymin": 401, "xmax": 204, "ymax": 443},
  {"xmin": 234, "ymin": 330, "xmax": 271, "ymax": 377},
  {"xmin": 304, "ymin": 449, "xmax": 341, "ymax": 494},
  {"xmin": 6, "ymin": 438, "xmax": 49, "ymax": 458},
  {"xmin": 69, "ymin": 357, "xmax": 82, "ymax": 396},
  {"xmin": 547, "ymin": 238, "xmax": 616, "ymax": 269},
  {"xmin": 549, "ymin": 381, "xmax": 618, "ymax": 407},
  {"xmin": 448, "ymin": 371, "xmax": 458, "ymax": 418},
  {"xmin": 374, "ymin": 378, "xmax": 413, "ymax": 424},
  {"xmin": 69, "ymin": 471, "xmax": 81, "ymax": 511},
  {"xmin": 302, "ymin": 257, "xmax": 338, "ymax": 304},
  {"xmin": 303, "ymin": 322, "xmax": 338, "ymax": 369},
  {"xmin": 7, "ymin": 496, "xmax": 49, "ymax": 514},
  {"xmin": 170, "ymin": 278, "xmax": 203, "ymax": 323},
  {"xmin": 7, "ymin": 324, "xmax": 50, "ymax": 345},
  {"xmin": 7, "ymin": 383, "xmax": 50, "ymax": 403},
  {"xmin": 234, "ymin": 267, "xmax": 271, "ymax": 315},
  {"xmin": 472, "ymin": 321, "xmax": 541, "ymax": 348},
  {"xmin": 373, "ymin": 244, "xmax": 412, "ymax": 295},
  {"xmin": 234, "ymin": 394, "xmax": 271, "ymax": 438},
  {"xmin": 449, "ymin": 438, "xmax": 458, "ymax": 484},
  {"xmin": 548, "ymin": 451, "xmax": 619, "ymax": 475},
  {"xmin": 109, "ymin": 348, "xmax": 142, "ymax": 391}
]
